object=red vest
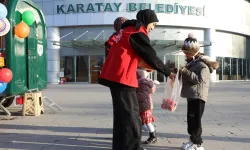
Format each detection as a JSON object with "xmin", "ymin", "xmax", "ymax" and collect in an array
[
  {"xmin": 106, "ymin": 33, "xmax": 117, "ymax": 47},
  {"xmin": 100, "ymin": 26, "xmax": 148, "ymax": 88},
  {"xmin": 105, "ymin": 33, "xmax": 117, "ymax": 56}
]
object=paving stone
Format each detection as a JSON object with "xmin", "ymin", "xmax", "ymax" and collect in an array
[{"xmin": 0, "ymin": 82, "xmax": 249, "ymax": 150}]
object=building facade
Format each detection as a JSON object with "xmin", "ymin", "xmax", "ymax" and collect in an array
[{"xmin": 33, "ymin": 0, "xmax": 250, "ymax": 84}]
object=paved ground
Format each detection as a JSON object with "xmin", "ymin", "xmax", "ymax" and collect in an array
[{"xmin": 0, "ymin": 82, "xmax": 250, "ymax": 150}]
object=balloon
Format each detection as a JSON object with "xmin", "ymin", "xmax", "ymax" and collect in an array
[
  {"xmin": 0, "ymin": 18, "xmax": 10, "ymax": 36},
  {"xmin": 15, "ymin": 22, "xmax": 30, "ymax": 38},
  {"xmin": 0, "ymin": 68, "xmax": 13, "ymax": 83},
  {"xmin": 15, "ymin": 11, "xmax": 22, "ymax": 24},
  {"xmin": 0, "ymin": 3, "xmax": 7, "ymax": 19},
  {"xmin": 22, "ymin": 11, "xmax": 34, "ymax": 25},
  {"xmin": 0, "ymin": 81, "xmax": 7, "ymax": 94}
]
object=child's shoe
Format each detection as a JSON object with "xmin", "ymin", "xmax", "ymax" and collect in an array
[
  {"xmin": 144, "ymin": 131, "xmax": 157, "ymax": 144},
  {"xmin": 186, "ymin": 144, "xmax": 204, "ymax": 150},
  {"xmin": 181, "ymin": 141, "xmax": 193, "ymax": 150}
]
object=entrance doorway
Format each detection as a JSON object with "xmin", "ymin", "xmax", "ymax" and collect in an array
[
  {"xmin": 90, "ymin": 56, "xmax": 104, "ymax": 83},
  {"xmin": 61, "ymin": 55, "xmax": 104, "ymax": 83}
]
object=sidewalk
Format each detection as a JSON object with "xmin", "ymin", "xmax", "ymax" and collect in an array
[{"xmin": 0, "ymin": 82, "xmax": 249, "ymax": 150}]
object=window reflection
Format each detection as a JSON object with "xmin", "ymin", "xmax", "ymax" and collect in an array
[{"xmin": 216, "ymin": 57, "xmax": 249, "ymax": 80}]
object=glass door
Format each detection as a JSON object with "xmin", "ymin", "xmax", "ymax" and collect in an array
[
  {"xmin": 76, "ymin": 56, "xmax": 89, "ymax": 82},
  {"xmin": 63, "ymin": 56, "xmax": 75, "ymax": 82},
  {"xmin": 90, "ymin": 56, "xmax": 104, "ymax": 83}
]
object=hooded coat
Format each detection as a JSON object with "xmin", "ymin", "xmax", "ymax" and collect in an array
[
  {"xmin": 136, "ymin": 69, "xmax": 156, "ymax": 113},
  {"xmin": 181, "ymin": 54, "xmax": 219, "ymax": 102}
]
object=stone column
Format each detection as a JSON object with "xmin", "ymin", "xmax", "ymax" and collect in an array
[
  {"xmin": 47, "ymin": 27, "xmax": 60, "ymax": 84},
  {"xmin": 204, "ymin": 28, "xmax": 217, "ymax": 82}
]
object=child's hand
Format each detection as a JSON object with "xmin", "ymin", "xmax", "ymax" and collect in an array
[
  {"xmin": 179, "ymin": 67, "xmax": 187, "ymax": 74},
  {"xmin": 169, "ymin": 72, "xmax": 176, "ymax": 80}
]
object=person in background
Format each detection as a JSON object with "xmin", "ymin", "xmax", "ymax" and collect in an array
[{"xmin": 104, "ymin": 17, "xmax": 128, "ymax": 57}]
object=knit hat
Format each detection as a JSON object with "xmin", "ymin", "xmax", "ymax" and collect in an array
[
  {"xmin": 182, "ymin": 33, "xmax": 201, "ymax": 56},
  {"xmin": 114, "ymin": 17, "xmax": 128, "ymax": 33},
  {"xmin": 136, "ymin": 9, "xmax": 159, "ymax": 28}
]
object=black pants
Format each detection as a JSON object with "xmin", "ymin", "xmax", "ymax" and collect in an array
[
  {"xmin": 187, "ymin": 99, "xmax": 205, "ymax": 145},
  {"xmin": 110, "ymin": 87, "xmax": 142, "ymax": 150}
]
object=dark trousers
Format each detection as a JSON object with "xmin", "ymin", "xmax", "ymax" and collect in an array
[
  {"xmin": 187, "ymin": 99, "xmax": 205, "ymax": 145},
  {"xmin": 110, "ymin": 87, "xmax": 142, "ymax": 150}
]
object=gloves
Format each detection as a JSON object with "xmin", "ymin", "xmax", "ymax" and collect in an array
[
  {"xmin": 179, "ymin": 66, "xmax": 187, "ymax": 74},
  {"xmin": 178, "ymin": 66, "xmax": 188, "ymax": 79}
]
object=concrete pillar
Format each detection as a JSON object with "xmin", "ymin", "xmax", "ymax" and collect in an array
[
  {"xmin": 47, "ymin": 27, "xmax": 60, "ymax": 84},
  {"xmin": 204, "ymin": 28, "xmax": 217, "ymax": 82}
]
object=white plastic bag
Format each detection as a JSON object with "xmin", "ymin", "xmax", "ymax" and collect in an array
[{"xmin": 161, "ymin": 71, "xmax": 182, "ymax": 112}]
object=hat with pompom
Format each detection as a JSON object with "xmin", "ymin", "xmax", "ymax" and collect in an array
[{"xmin": 181, "ymin": 33, "xmax": 201, "ymax": 56}]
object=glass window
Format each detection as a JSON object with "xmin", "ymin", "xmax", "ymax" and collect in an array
[
  {"xmin": 243, "ymin": 59, "xmax": 248, "ymax": 80},
  {"xmin": 248, "ymin": 60, "xmax": 250, "ymax": 79},
  {"xmin": 216, "ymin": 57, "xmax": 223, "ymax": 80},
  {"xmin": 238, "ymin": 59, "xmax": 242, "ymax": 80},
  {"xmin": 232, "ymin": 58, "xmax": 238, "ymax": 80},
  {"xmin": 216, "ymin": 57, "xmax": 249, "ymax": 80},
  {"xmin": 223, "ymin": 57, "xmax": 231, "ymax": 80},
  {"xmin": 90, "ymin": 55, "xmax": 104, "ymax": 83},
  {"xmin": 157, "ymin": 72, "xmax": 164, "ymax": 82},
  {"xmin": 63, "ymin": 56, "xmax": 75, "ymax": 82},
  {"xmin": 76, "ymin": 56, "xmax": 89, "ymax": 82}
]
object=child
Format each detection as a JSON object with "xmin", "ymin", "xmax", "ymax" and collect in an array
[
  {"xmin": 136, "ymin": 69, "xmax": 159, "ymax": 144},
  {"xmin": 179, "ymin": 33, "xmax": 219, "ymax": 150}
]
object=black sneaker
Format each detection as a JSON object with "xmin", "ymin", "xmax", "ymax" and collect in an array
[{"xmin": 144, "ymin": 131, "xmax": 157, "ymax": 144}]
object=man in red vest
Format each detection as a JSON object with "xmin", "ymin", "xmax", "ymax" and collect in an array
[
  {"xmin": 99, "ymin": 9, "xmax": 175, "ymax": 150},
  {"xmin": 105, "ymin": 17, "xmax": 128, "ymax": 57}
]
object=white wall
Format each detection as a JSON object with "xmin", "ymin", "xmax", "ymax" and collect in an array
[{"xmin": 33, "ymin": 0, "xmax": 250, "ymax": 36}]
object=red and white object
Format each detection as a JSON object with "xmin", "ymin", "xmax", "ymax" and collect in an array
[{"xmin": 161, "ymin": 71, "xmax": 182, "ymax": 112}]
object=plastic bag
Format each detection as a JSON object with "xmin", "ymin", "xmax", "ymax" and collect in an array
[{"xmin": 161, "ymin": 71, "xmax": 182, "ymax": 112}]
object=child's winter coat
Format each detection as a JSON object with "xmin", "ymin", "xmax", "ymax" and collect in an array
[
  {"xmin": 181, "ymin": 55, "xmax": 219, "ymax": 102},
  {"xmin": 136, "ymin": 69, "xmax": 156, "ymax": 113}
]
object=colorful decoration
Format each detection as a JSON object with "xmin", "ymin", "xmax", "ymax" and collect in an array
[
  {"xmin": 15, "ymin": 11, "xmax": 22, "ymax": 24},
  {"xmin": 15, "ymin": 22, "xmax": 30, "ymax": 38},
  {"xmin": 0, "ymin": 68, "xmax": 13, "ymax": 83},
  {"xmin": 22, "ymin": 10, "xmax": 34, "ymax": 25},
  {"xmin": 0, "ymin": 18, "xmax": 10, "ymax": 36},
  {"xmin": 0, "ymin": 3, "xmax": 7, "ymax": 19},
  {"xmin": 0, "ymin": 57, "xmax": 5, "ymax": 67},
  {"xmin": 0, "ymin": 81, "xmax": 7, "ymax": 94}
]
